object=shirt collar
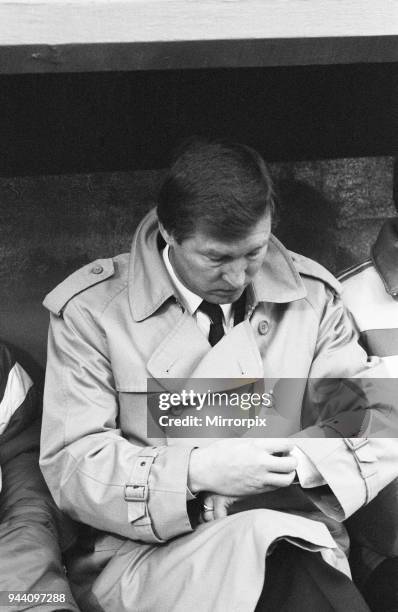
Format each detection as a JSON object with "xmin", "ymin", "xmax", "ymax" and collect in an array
[{"xmin": 162, "ymin": 244, "xmax": 201, "ymax": 315}]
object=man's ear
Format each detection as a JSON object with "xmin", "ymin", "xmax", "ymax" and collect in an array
[{"xmin": 158, "ymin": 222, "xmax": 176, "ymax": 247}]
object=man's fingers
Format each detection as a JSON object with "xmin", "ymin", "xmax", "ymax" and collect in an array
[
  {"xmin": 263, "ymin": 470, "xmax": 296, "ymax": 489},
  {"xmin": 202, "ymin": 494, "xmax": 233, "ymax": 520},
  {"xmin": 202, "ymin": 494, "xmax": 216, "ymax": 522},
  {"xmin": 202, "ymin": 509, "xmax": 214, "ymax": 522},
  {"xmin": 213, "ymin": 496, "xmax": 229, "ymax": 520},
  {"xmin": 266, "ymin": 454, "xmax": 298, "ymax": 473},
  {"xmin": 253, "ymin": 439, "xmax": 295, "ymax": 455},
  {"xmin": 202, "ymin": 493, "xmax": 214, "ymax": 509}
]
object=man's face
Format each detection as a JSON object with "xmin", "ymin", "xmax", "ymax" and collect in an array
[{"xmin": 160, "ymin": 211, "xmax": 271, "ymax": 304}]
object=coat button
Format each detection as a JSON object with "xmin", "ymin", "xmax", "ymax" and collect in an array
[
  {"xmin": 91, "ymin": 264, "xmax": 104, "ymax": 274},
  {"xmin": 258, "ymin": 320, "xmax": 269, "ymax": 335}
]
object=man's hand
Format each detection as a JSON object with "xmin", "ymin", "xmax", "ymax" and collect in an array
[
  {"xmin": 200, "ymin": 494, "xmax": 239, "ymax": 523},
  {"xmin": 188, "ymin": 438, "xmax": 297, "ymax": 496}
]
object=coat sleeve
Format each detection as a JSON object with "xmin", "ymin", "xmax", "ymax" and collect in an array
[
  {"xmin": 40, "ymin": 299, "xmax": 195, "ymax": 544},
  {"xmin": 293, "ymin": 288, "xmax": 398, "ymax": 521}
]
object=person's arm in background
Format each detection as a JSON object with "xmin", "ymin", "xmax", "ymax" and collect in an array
[{"xmin": 293, "ymin": 287, "xmax": 398, "ymax": 521}]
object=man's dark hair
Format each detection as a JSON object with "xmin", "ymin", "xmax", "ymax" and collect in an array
[{"xmin": 157, "ymin": 139, "xmax": 275, "ymax": 243}]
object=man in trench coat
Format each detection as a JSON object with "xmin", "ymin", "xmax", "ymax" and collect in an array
[{"xmin": 40, "ymin": 141, "xmax": 398, "ymax": 611}]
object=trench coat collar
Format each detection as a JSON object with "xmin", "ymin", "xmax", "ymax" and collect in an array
[
  {"xmin": 372, "ymin": 218, "xmax": 398, "ymax": 297},
  {"xmin": 129, "ymin": 209, "xmax": 307, "ymax": 322}
]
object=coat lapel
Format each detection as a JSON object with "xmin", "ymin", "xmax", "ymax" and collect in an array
[
  {"xmin": 146, "ymin": 311, "xmax": 210, "ymax": 388},
  {"xmin": 147, "ymin": 317, "xmax": 263, "ymax": 395},
  {"xmin": 189, "ymin": 320, "xmax": 263, "ymax": 380}
]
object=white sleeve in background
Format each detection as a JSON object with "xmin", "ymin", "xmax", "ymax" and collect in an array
[{"xmin": 0, "ymin": 362, "xmax": 33, "ymax": 436}]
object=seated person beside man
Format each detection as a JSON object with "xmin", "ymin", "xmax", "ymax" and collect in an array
[
  {"xmin": 340, "ymin": 216, "xmax": 398, "ymax": 612},
  {"xmin": 0, "ymin": 343, "xmax": 78, "ymax": 611}
]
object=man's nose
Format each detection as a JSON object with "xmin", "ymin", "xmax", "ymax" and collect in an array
[{"xmin": 222, "ymin": 261, "xmax": 246, "ymax": 289}]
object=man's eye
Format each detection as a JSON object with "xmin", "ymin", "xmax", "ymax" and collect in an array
[{"xmin": 248, "ymin": 249, "xmax": 261, "ymax": 259}]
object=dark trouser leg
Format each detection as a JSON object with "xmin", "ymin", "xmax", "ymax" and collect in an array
[
  {"xmin": 255, "ymin": 541, "xmax": 371, "ymax": 612},
  {"xmin": 0, "ymin": 452, "xmax": 79, "ymax": 611},
  {"xmin": 362, "ymin": 558, "xmax": 398, "ymax": 612}
]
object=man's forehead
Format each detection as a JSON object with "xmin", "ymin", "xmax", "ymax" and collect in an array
[
  {"xmin": 191, "ymin": 212, "xmax": 271, "ymax": 252},
  {"xmin": 198, "ymin": 233, "xmax": 268, "ymax": 255}
]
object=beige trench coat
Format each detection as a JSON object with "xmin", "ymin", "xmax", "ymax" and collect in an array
[{"xmin": 40, "ymin": 210, "xmax": 398, "ymax": 612}]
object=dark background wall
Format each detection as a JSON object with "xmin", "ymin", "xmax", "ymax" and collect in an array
[
  {"xmin": 1, "ymin": 63, "xmax": 397, "ymax": 175},
  {"xmin": 0, "ymin": 63, "xmax": 397, "ymax": 377}
]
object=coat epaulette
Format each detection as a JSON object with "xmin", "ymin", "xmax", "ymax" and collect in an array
[
  {"xmin": 337, "ymin": 259, "xmax": 373, "ymax": 283},
  {"xmin": 289, "ymin": 251, "xmax": 341, "ymax": 295},
  {"xmin": 43, "ymin": 258, "xmax": 115, "ymax": 316}
]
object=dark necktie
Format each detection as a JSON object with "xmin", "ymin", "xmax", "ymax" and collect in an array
[
  {"xmin": 233, "ymin": 289, "xmax": 246, "ymax": 326},
  {"xmin": 198, "ymin": 300, "xmax": 225, "ymax": 346},
  {"xmin": 198, "ymin": 290, "xmax": 246, "ymax": 346}
]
